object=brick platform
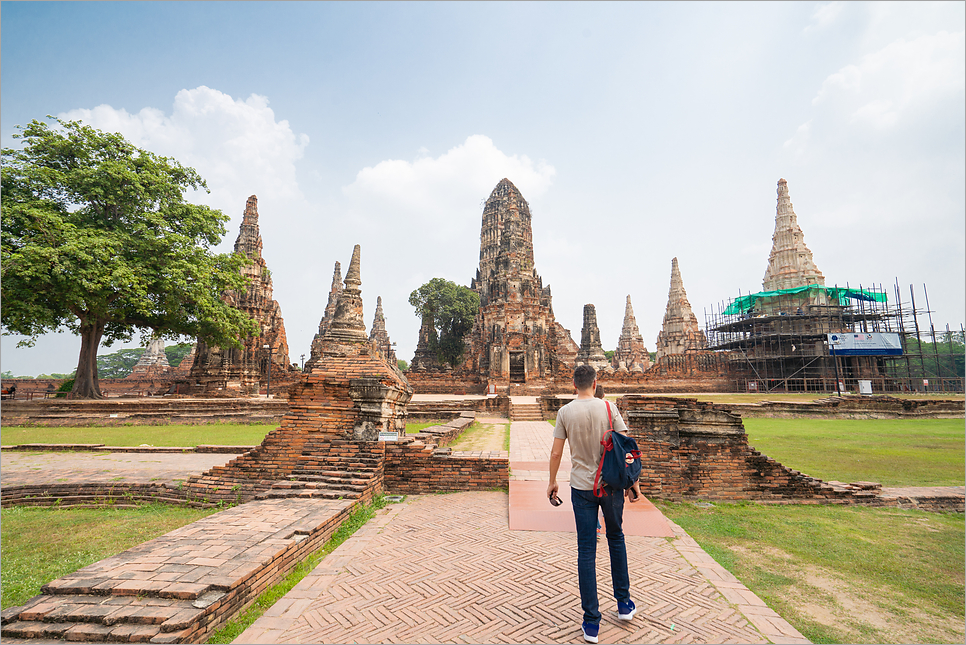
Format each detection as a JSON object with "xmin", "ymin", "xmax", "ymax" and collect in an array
[{"xmin": 1, "ymin": 499, "xmax": 354, "ymax": 643}]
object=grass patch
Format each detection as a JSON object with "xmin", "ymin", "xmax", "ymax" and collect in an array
[
  {"xmin": 1, "ymin": 504, "xmax": 218, "ymax": 609},
  {"xmin": 653, "ymin": 392, "xmax": 964, "ymax": 404},
  {"xmin": 658, "ymin": 500, "xmax": 965, "ymax": 644},
  {"xmin": 207, "ymin": 496, "xmax": 390, "ymax": 643},
  {"xmin": 1, "ymin": 424, "xmax": 276, "ymax": 447},
  {"xmin": 405, "ymin": 420, "xmax": 446, "ymax": 434},
  {"xmin": 744, "ymin": 418, "xmax": 965, "ymax": 486},
  {"xmin": 503, "ymin": 423, "xmax": 510, "ymax": 452}
]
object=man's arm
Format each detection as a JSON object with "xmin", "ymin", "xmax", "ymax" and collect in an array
[{"xmin": 547, "ymin": 437, "xmax": 566, "ymax": 500}]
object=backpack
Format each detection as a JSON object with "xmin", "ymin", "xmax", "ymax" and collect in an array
[{"xmin": 593, "ymin": 401, "xmax": 642, "ymax": 497}]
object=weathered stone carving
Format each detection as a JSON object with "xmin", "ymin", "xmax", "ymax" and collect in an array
[
  {"xmin": 655, "ymin": 257, "xmax": 707, "ymax": 361},
  {"xmin": 575, "ymin": 304, "xmax": 609, "ymax": 370},
  {"xmin": 187, "ymin": 195, "xmax": 295, "ymax": 395},
  {"xmin": 613, "ymin": 295, "xmax": 651, "ymax": 372},
  {"xmin": 762, "ymin": 178, "xmax": 825, "ymax": 291}
]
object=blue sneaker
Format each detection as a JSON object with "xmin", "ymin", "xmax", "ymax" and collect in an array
[
  {"xmin": 581, "ymin": 621, "xmax": 599, "ymax": 643},
  {"xmin": 618, "ymin": 599, "xmax": 637, "ymax": 621}
]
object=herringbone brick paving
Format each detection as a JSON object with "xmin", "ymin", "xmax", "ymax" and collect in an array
[
  {"xmin": 240, "ymin": 415, "xmax": 809, "ymax": 644},
  {"xmin": 241, "ymin": 491, "xmax": 785, "ymax": 644}
]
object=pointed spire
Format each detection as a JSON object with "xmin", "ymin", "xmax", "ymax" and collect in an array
[
  {"xmin": 613, "ymin": 295, "xmax": 650, "ymax": 370},
  {"xmin": 575, "ymin": 304, "xmax": 609, "ymax": 369},
  {"xmin": 655, "ymin": 258, "xmax": 707, "ymax": 360},
  {"xmin": 233, "ymin": 195, "xmax": 264, "ymax": 260},
  {"xmin": 325, "ymin": 244, "xmax": 367, "ymax": 343},
  {"xmin": 369, "ymin": 296, "xmax": 396, "ymax": 364},
  {"xmin": 762, "ymin": 178, "xmax": 825, "ymax": 291}
]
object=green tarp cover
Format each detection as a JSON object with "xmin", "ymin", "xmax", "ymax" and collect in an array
[{"xmin": 722, "ymin": 285, "xmax": 887, "ymax": 315}]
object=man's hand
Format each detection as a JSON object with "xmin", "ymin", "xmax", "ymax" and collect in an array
[
  {"xmin": 547, "ymin": 480, "xmax": 559, "ymax": 500},
  {"xmin": 626, "ymin": 481, "xmax": 642, "ymax": 503}
]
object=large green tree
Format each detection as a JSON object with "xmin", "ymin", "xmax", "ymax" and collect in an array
[
  {"xmin": 408, "ymin": 278, "xmax": 480, "ymax": 367},
  {"xmin": 1, "ymin": 118, "xmax": 257, "ymax": 399}
]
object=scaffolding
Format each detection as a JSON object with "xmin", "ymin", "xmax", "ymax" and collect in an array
[{"xmin": 704, "ymin": 281, "xmax": 964, "ymax": 394}]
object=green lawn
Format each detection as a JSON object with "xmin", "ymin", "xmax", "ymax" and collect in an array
[
  {"xmin": 0, "ymin": 424, "xmax": 277, "ymax": 447},
  {"xmin": 659, "ymin": 501, "xmax": 965, "ymax": 644},
  {"xmin": 743, "ymin": 418, "xmax": 965, "ymax": 487},
  {"xmin": 1, "ymin": 504, "xmax": 218, "ymax": 609}
]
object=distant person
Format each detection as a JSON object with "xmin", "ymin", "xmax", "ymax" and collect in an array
[{"xmin": 548, "ymin": 364, "xmax": 641, "ymax": 643}]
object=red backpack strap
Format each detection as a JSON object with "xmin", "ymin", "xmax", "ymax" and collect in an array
[{"xmin": 594, "ymin": 402, "xmax": 615, "ymax": 497}]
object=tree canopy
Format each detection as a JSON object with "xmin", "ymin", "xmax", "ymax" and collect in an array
[
  {"xmin": 408, "ymin": 278, "xmax": 480, "ymax": 367},
  {"xmin": 1, "ymin": 117, "xmax": 257, "ymax": 398}
]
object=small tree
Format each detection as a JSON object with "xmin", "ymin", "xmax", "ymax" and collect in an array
[
  {"xmin": 1, "ymin": 118, "xmax": 257, "ymax": 399},
  {"xmin": 409, "ymin": 278, "xmax": 480, "ymax": 367}
]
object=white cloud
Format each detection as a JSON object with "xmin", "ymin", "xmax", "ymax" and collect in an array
[
  {"xmin": 812, "ymin": 30, "xmax": 964, "ymax": 128},
  {"xmin": 59, "ymin": 86, "xmax": 310, "ymax": 218},
  {"xmin": 805, "ymin": 1, "xmax": 844, "ymax": 32},
  {"xmin": 342, "ymin": 134, "xmax": 555, "ymax": 234}
]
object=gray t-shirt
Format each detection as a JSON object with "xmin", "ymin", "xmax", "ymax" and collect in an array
[{"xmin": 553, "ymin": 397, "xmax": 628, "ymax": 491}]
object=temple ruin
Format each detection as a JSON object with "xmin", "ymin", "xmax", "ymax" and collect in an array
[
  {"xmin": 574, "ymin": 304, "xmax": 609, "ymax": 371},
  {"xmin": 186, "ymin": 196, "xmax": 298, "ymax": 395},
  {"xmin": 705, "ymin": 178, "xmax": 911, "ymax": 393},
  {"xmin": 369, "ymin": 296, "xmax": 397, "ymax": 366},
  {"xmin": 655, "ymin": 257, "xmax": 708, "ymax": 361},
  {"xmin": 612, "ymin": 295, "xmax": 651, "ymax": 373},
  {"xmin": 408, "ymin": 178, "xmax": 578, "ymax": 393},
  {"xmin": 126, "ymin": 338, "xmax": 170, "ymax": 379},
  {"xmin": 308, "ymin": 261, "xmax": 343, "ymax": 365}
]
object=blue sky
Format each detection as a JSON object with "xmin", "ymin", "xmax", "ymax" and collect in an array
[{"xmin": 2, "ymin": 1, "xmax": 964, "ymax": 376}]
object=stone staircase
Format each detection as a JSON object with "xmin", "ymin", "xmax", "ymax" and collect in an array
[
  {"xmin": 257, "ymin": 453, "xmax": 383, "ymax": 501},
  {"xmin": 510, "ymin": 402, "xmax": 543, "ymax": 421}
]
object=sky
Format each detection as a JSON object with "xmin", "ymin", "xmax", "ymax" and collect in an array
[{"xmin": 1, "ymin": 1, "xmax": 964, "ymax": 377}]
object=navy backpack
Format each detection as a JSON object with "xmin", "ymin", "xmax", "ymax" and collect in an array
[{"xmin": 593, "ymin": 402, "xmax": 642, "ymax": 497}]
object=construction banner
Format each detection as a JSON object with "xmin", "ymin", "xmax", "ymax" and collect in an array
[{"xmin": 827, "ymin": 333, "xmax": 903, "ymax": 356}]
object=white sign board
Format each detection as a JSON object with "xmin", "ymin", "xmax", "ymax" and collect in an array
[
  {"xmin": 378, "ymin": 431, "xmax": 399, "ymax": 442},
  {"xmin": 827, "ymin": 332, "xmax": 902, "ymax": 356}
]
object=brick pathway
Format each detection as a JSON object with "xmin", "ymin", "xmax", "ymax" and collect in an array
[
  {"xmin": 0, "ymin": 451, "xmax": 233, "ymax": 487},
  {"xmin": 239, "ymin": 420, "xmax": 810, "ymax": 644}
]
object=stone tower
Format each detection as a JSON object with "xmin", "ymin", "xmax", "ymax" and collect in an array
[
  {"xmin": 575, "ymin": 304, "xmax": 609, "ymax": 370},
  {"xmin": 409, "ymin": 313, "xmax": 441, "ymax": 372},
  {"xmin": 762, "ymin": 178, "xmax": 825, "ymax": 291},
  {"xmin": 127, "ymin": 338, "xmax": 170, "ymax": 378},
  {"xmin": 369, "ymin": 296, "xmax": 396, "ymax": 366},
  {"xmin": 184, "ymin": 244, "xmax": 412, "ymax": 504},
  {"xmin": 655, "ymin": 257, "xmax": 707, "ymax": 361},
  {"xmin": 613, "ymin": 295, "xmax": 651, "ymax": 372},
  {"xmin": 308, "ymin": 261, "xmax": 343, "ymax": 364},
  {"xmin": 463, "ymin": 178, "xmax": 576, "ymax": 386},
  {"xmin": 188, "ymin": 195, "xmax": 293, "ymax": 394}
]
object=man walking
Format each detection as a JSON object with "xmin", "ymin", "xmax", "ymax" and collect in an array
[{"xmin": 548, "ymin": 364, "xmax": 641, "ymax": 643}]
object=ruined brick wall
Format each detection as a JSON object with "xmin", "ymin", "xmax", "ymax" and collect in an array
[
  {"xmin": 617, "ymin": 396, "xmax": 889, "ymax": 503},
  {"xmin": 383, "ymin": 437, "xmax": 508, "ymax": 494},
  {"xmin": 1, "ymin": 398, "xmax": 289, "ymax": 427},
  {"xmin": 404, "ymin": 371, "xmax": 484, "ymax": 395},
  {"xmin": 407, "ymin": 396, "xmax": 510, "ymax": 421}
]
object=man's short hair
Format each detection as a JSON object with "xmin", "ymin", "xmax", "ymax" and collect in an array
[{"xmin": 573, "ymin": 364, "xmax": 596, "ymax": 390}]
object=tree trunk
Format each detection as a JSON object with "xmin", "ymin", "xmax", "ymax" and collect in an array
[{"xmin": 72, "ymin": 320, "xmax": 105, "ymax": 399}]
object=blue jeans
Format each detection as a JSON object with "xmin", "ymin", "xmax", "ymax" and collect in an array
[{"xmin": 571, "ymin": 486, "xmax": 631, "ymax": 624}]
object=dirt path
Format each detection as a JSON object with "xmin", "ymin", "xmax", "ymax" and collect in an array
[{"xmin": 447, "ymin": 417, "xmax": 508, "ymax": 452}]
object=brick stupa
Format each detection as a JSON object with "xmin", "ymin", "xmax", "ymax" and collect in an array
[
  {"xmin": 655, "ymin": 257, "xmax": 707, "ymax": 361},
  {"xmin": 762, "ymin": 178, "xmax": 825, "ymax": 291},
  {"xmin": 461, "ymin": 178, "xmax": 577, "ymax": 387},
  {"xmin": 308, "ymin": 261, "xmax": 343, "ymax": 365},
  {"xmin": 575, "ymin": 304, "xmax": 609, "ymax": 371},
  {"xmin": 369, "ymin": 296, "xmax": 396, "ymax": 366},
  {"xmin": 187, "ymin": 196, "xmax": 295, "ymax": 395},
  {"xmin": 612, "ymin": 295, "xmax": 651, "ymax": 372},
  {"xmin": 185, "ymin": 244, "xmax": 412, "ymax": 503},
  {"xmin": 126, "ymin": 338, "xmax": 170, "ymax": 379}
]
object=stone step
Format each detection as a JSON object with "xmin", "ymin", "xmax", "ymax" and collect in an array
[{"xmin": 510, "ymin": 404, "xmax": 543, "ymax": 421}]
